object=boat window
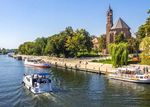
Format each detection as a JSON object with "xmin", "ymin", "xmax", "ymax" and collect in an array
[
  {"xmin": 136, "ymin": 76, "xmax": 139, "ymax": 78},
  {"xmin": 140, "ymin": 76, "xmax": 143, "ymax": 79},
  {"xmin": 37, "ymin": 78, "xmax": 50, "ymax": 84},
  {"xmin": 26, "ymin": 77, "xmax": 30, "ymax": 82}
]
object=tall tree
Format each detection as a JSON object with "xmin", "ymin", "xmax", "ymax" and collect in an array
[
  {"xmin": 136, "ymin": 9, "xmax": 150, "ymax": 42},
  {"xmin": 34, "ymin": 37, "xmax": 47, "ymax": 55},
  {"xmin": 115, "ymin": 32, "xmax": 126, "ymax": 44},
  {"xmin": 65, "ymin": 29, "xmax": 92, "ymax": 57},
  {"xmin": 127, "ymin": 37, "xmax": 139, "ymax": 53},
  {"xmin": 45, "ymin": 35, "xmax": 60, "ymax": 57},
  {"xmin": 18, "ymin": 42, "xmax": 35, "ymax": 55},
  {"xmin": 139, "ymin": 36, "xmax": 150, "ymax": 65},
  {"xmin": 98, "ymin": 34, "xmax": 106, "ymax": 52},
  {"xmin": 109, "ymin": 43, "xmax": 129, "ymax": 67},
  {"xmin": 76, "ymin": 29, "xmax": 93, "ymax": 53}
]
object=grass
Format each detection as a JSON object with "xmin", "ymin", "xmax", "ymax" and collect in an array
[
  {"xmin": 92, "ymin": 59, "xmax": 112, "ymax": 64},
  {"xmin": 92, "ymin": 58, "xmax": 141, "ymax": 65},
  {"xmin": 77, "ymin": 51, "xmax": 100, "ymax": 57}
]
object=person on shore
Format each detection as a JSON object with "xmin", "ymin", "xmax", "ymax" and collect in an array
[
  {"xmin": 79, "ymin": 61, "xmax": 82, "ymax": 64},
  {"xmin": 143, "ymin": 67, "xmax": 146, "ymax": 74},
  {"xmin": 85, "ymin": 61, "xmax": 88, "ymax": 65},
  {"xmin": 146, "ymin": 67, "xmax": 149, "ymax": 73}
]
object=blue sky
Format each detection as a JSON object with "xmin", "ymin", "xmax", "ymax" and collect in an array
[{"xmin": 0, "ymin": 0, "xmax": 149, "ymax": 49}]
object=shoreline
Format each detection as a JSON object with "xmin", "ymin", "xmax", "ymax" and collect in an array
[{"xmin": 12, "ymin": 55, "xmax": 149, "ymax": 74}]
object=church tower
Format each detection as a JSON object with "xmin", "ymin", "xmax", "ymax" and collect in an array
[{"xmin": 106, "ymin": 5, "xmax": 113, "ymax": 46}]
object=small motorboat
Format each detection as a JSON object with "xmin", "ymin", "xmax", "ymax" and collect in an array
[
  {"xmin": 24, "ymin": 59, "xmax": 51, "ymax": 68},
  {"xmin": 23, "ymin": 72, "xmax": 52, "ymax": 94},
  {"xmin": 108, "ymin": 66, "xmax": 150, "ymax": 84}
]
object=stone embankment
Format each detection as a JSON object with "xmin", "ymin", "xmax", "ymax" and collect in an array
[
  {"xmin": 13, "ymin": 55, "xmax": 114, "ymax": 74},
  {"xmin": 13, "ymin": 55, "xmax": 150, "ymax": 74}
]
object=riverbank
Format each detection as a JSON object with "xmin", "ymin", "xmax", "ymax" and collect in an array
[
  {"xmin": 13, "ymin": 55, "xmax": 150, "ymax": 74},
  {"xmin": 13, "ymin": 55, "xmax": 114, "ymax": 74}
]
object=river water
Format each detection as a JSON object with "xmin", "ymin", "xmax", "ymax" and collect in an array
[{"xmin": 0, "ymin": 55, "xmax": 150, "ymax": 107}]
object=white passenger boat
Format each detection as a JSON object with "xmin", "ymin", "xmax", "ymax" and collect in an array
[
  {"xmin": 24, "ymin": 59, "xmax": 51, "ymax": 68},
  {"xmin": 108, "ymin": 67, "xmax": 150, "ymax": 83},
  {"xmin": 23, "ymin": 72, "xmax": 52, "ymax": 94}
]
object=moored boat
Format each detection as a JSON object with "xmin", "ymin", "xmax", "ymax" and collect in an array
[
  {"xmin": 108, "ymin": 66, "xmax": 150, "ymax": 83},
  {"xmin": 22, "ymin": 72, "xmax": 52, "ymax": 94},
  {"xmin": 24, "ymin": 59, "xmax": 51, "ymax": 68}
]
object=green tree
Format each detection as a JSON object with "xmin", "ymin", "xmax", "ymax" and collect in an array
[
  {"xmin": 34, "ymin": 37, "xmax": 47, "ymax": 55},
  {"xmin": 148, "ymin": 9, "xmax": 150, "ymax": 14},
  {"xmin": 45, "ymin": 35, "xmax": 60, "ymax": 56},
  {"xmin": 58, "ymin": 28, "xmax": 75, "ymax": 57},
  {"xmin": 136, "ymin": 9, "xmax": 150, "ymax": 42},
  {"xmin": 98, "ymin": 34, "xmax": 106, "ymax": 52},
  {"xmin": 115, "ymin": 32, "xmax": 126, "ymax": 44},
  {"xmin": 140, "ymin": 36, "xmax": 150, "ymax": 65},
  {"xmin": 0, "ymin": 48, "xmax": 7, "ymax": 54},
  {"xmin": 18, "ymin": 42, "xmax": 35, "ymax": 55},
  {"xmin": 109, "ymin": 42, "xmax": 129, "ymax": 67},
  {"xmin": 65, "ymin": 29, "xmax": 93, "ymax": 57},
  {"xmin": 65, "ymin": 32, "xmax": 81, "ymax": 57},
  {"xmin": 76, "ymin": 29, "xmax": 93, "ymax": 53},
  {"xmin": 18, "ymin": 26, "xmax": 93, "ymax": 58},
  {"xmin": 127, "ymin": 37, "xmax": 139, "ymax": 53}
]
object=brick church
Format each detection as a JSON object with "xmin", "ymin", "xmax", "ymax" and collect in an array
[{"xmin": 106, "ymin": 6, "xmax": 131, "ymax": 47}]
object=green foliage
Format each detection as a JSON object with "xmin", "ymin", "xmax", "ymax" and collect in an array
[
  {"xmin": 92, "ymin": 59, "xmax": 112, "ymax": 64},
  {"xmin": 77, "ymin": 51, "xmax": 99, "ymax": 57},
  {"xmin": 0, "ymin": 48, "xmax": 8, "ymax": 54},
  {"xmin": 115, "ymin": 32, "xmax": 126, "ymax": 44},
  {"xmin": 18, "ymin": 42, "xmax": 35, "ymax": 55},
  {"xmin": 18, "ymin": 27, "xmax": 93, "ymax": 58},
  {"xmin": 66, "ymin": 29, "xmax": 93, "ymax": 57},
  {"xmin": 34, "ymin": 37, "xmax": 47, "ymax": 55},
  {"xmin": 98, "ymin": 34, "xmax": 106, "ymax": 52},
  {"xmin": 108, "ymin": 42, "xmax": 129, "ymax": 67},
  {"xmin": 147, "ymin": 9, "xmax": 150, "ymax": 14},
  {"xmin": 140, "ymin": 37, "xmax": 150, "ymax": 65},
  {"xmin": 127, "ymin": 37, "xmax": 139, "ymax": 53},
  {"xmin": 136, "ymin": 9, "xmax": 150, "ymax": 42}
]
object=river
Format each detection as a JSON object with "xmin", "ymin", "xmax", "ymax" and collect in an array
[{"xmin": 0, "ymin": 55, "xmax": 150, "ymax": 107}]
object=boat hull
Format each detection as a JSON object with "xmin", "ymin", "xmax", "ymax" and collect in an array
[
  {"xmin": 24, "ymin": 60, "xmax": 51, "ymax": 68},
  {"xmin": 25, "ymin": 64, "xmax": 51, "ymax": 68},
  {"xmin": 108, "ymin": 76, "xmax": 150, "ymax": 84}
]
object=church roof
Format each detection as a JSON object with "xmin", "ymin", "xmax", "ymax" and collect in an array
[{"xmin": 111, "ymin": 18, "xmax": 130, "ymax": 30}]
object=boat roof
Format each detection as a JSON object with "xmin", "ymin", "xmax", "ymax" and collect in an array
[
  {"xmin": 33, "ymin": 72, "xmax": 51, "ymax": 76},
  {"xmin": 117, "ymin": 67, "xmax": 140, "ymax": 72}
]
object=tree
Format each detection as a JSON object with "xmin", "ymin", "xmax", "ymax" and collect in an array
[
  {"xmin": 45, "ymin": 34, "xmax": 60, "ymax": 57},
  {"xmin": 34, "ymin": 37, "xmax": 47, "ymax": 55},
  {"xmin": 0, "ymin": 48, "xmax": 7, "ymax": 54},
  {"xmin": 109, "ymin": 43, "xmax": 129, "ymax": 67},
  {"xmin": 18, "ymin": 42, "xmax": 35, "ymax": 55},
  {"xmin": 148, "ymin": 9, "xmax": 150, "ymax": 14},
  {"xmin": 18, "ymin": 26, "xmax": 93, "ymax": 58},
  {"xmin": 98, "ymin": 34, "xmax": 106, "ymax": 52},
  {"xmin": 65, "ymin": 29, "xmax": 93, "ymax": 57},
  {"xmin": 127, "ymin": 37, "xmax": 139, "ymax": 53},
  {"xmin": 136, "ymin": 9, "xmax": 150, "ymax": 42},
  {"xmin": 75, "ymin": 29, "xmax": 93, "ymax": 53},
  {"xmin": 65, "ymin": 31, "xmax": 81, "ymax": 57},
  {"xmin": 140, "ymin": 36, "xmax": 150, "ymax": 65},
  {"xmin": 115, "ymin": 32, "xmax": 126, "ymax": 44}
]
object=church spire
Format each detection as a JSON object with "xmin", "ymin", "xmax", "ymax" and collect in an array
[
  {"xmin": 106, "ymin": 5, "xmax": 113, "ymax": 51},
  {"xmin": 108, "ymin": 4, "xmax": 112, "ymax": 11},
  {"xmin": 106, "ymin": 5, "xmax": 113, "ymax": 32}
]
